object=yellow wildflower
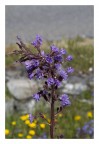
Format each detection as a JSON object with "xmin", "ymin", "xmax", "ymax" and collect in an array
[
  {"xmin": 11, "ymin": 121, "xmax": 16, "ymax": 126},
  {"xmin": 43, "ymin": 114, "xmax": 46, "ymax": 118},
  {"xmin": 74, "ymin": 115, "xmax": 81, "ymax": 121},
  {"xmin": 26, "ymin": 135, "xmax": 32, "ymax": 139},
  {"xmin": 40, "ymin": 123, "xmax": 46, "ymax": 129},
  {"xmin": 25, "ymin": 120, "xmax": 30, "ymax": 125},
  {"xmin": 87, "ymin": 112, "xmax": 93, "ymax": 118},
  {"xmin": 18, "ymin": 133, "xmax": 23, "ymax": 138},
  {"xmin": 5, "ymin": 129, "xmax": 10, "ymax": 135},
  {"xmin": 34, "ymin": 120, "xmax": 37, "ymax": 123},
  {"xmin": 20, "ymin": 115, "xmax": 28, "ymax": 121},
  {"xmin": 58, "ymin": 113, "xmax": 63, "ymax": 117},
  {"xmin": 28, "ymin": 122, "xmax": 36, "ymax": 128},
  {"xmin": 29, "ymin": 130, "xmax": 35, "ymax": 136},
  {"xmin": 47, "ymin": 119, "xmax": 50, "ymax": 123}
]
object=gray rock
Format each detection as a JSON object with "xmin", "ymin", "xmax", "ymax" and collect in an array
[
  {"xmin": 62, "ymin": 76, "xmax": 89, "ymax": 95},
  {"xmin": 66, "ymin": 76, "xmax": 86, "ymax": 84},
  {"xmin": 7, "ymin": 78, "xmax": 38, "ymax": 100},
  {"xmin": 6, "ymin": 70, "xmax": 21, "ymax": 80},
  {"xmin": 5, "ymin": 99, "xmax": 14, "ymax": 116},
  {"xmin": 62, "ymin": 74, "xmax": 94, "ymax": 95},
  {"xmin": 13, "ymin": 99, "xmax": 35, "ymax": 114},
  {"xmin": 5, "ymin": 98, "xmax": 35, "ymax": 116}
]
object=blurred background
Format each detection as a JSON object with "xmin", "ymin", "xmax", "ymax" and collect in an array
[{"xmin": 5, "ymin": 5, "xmax": 94, "ymax": 139}]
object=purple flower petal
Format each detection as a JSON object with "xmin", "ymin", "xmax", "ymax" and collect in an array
[
  {"xmin": 50, "ymin": 45, "xmax": 59, "ymax": 52},
  {"xmin": 31, "ymin": 35, "xmax": 42, "ymax": 48},
  {"xmin": 29, "ymin": 114, "xmax": 34, "ymax": 123},
  {"xmin": 58, "ymin": 70, "xmax": 68, "ymax": 80},
  {"xmin": 60, "ymin": 48, "xmax": 66, "ymax": 55},
  {"xmin": 45, "ymin": 55, "xmax": 53, "ymax": 63},
  {"xmin": 66, "ymin": 55, "xmax": 73, "ymax": 61},
  {"xmin": 47, "ymin": 78, "xmax": 55, "ymax": 86},
  {"xmin": 33, "ymin": 93, "xmax": 40, "ymax": 102},
  {"xmin": 59, "ymin": 94, "xmax": 71, "ymax": 106},
  {"xmin": 66, "ymin": 67, "xmax": 74, "ymax": 73}
]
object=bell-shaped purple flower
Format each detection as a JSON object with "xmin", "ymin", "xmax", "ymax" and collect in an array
[
  {"xmin": 45, "ymin": 55, "xmax": 53, "ymax": 63},
  {"xmin": 54, "ymin": 54, "xmax": 62, "ymax": 62},
  {"xmin": 59, "ymin": 94, "xmax": 71, "ymax": 106},
  {"xmin": 31, "ymin": 35, "xmax": 42, "ymax": 48},
  {"xmin": 58, "ymin": 70, "xmax": 68, "ymax": 80},
  {"xmin": 41, "ymin": 50, "xmax": 45, "ymax": 57},
  {"xmin": 55, "ymin": 63, "xmax": 61, "ymax": 70},
  {"xmin": 28, "ymin": 72, "xmax": 34, "ymax": 80},
  {"xmin": 66, "ymin": 67, "xmax": 74, "ymax": 74},
  {"xmin": 50, "ymin": 45, "xmax": 59, "ymax": 52},
  {"xmin": 24, "ymin": 60, "xmax": 39, "ymax": 71},
  {"xmin": 54, "ymin": 79, "xmax": 61, "ymax": 87},
  {"xmin": 60, "ymin": 48, "xmax": 66, "ymax": 55},
  {"xmin": 36, "ymin": 68, "xmax": 43, "ymax": 79},
  {"xmin": 33, "ymin": 93, "xmax": 40, "ymax": 102},
  {"xmin": 66, "ymin": 55, "xmax": 73, "ymax": 61},
  {"xmin": 29, "ymin": 114, "xmax": 34, "ymax": 123},
  {"xmin": 47, "ymin": 77, "xmax": 55, "ymax": 86}
]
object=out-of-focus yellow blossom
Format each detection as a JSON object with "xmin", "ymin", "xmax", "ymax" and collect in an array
[
  {"xmin": 87, "ymin": 111, "xmax": 93, "ymax": 118},
  {"xmin": 28, "ymin": 122, "xmax": 36, "ymax": 128},
  {"xmin": 74, "ymin": 115, "xmax": 81, "ymax": 121},
  {"xmin": 26, "ymin": 135, "xmax": 32, "ymax": 139},
  {"xmin": 29, "ymin": 130, "xmax": 35, "ymax": 136},
  {"xmin": 40, "ymin": 123, "xmax": 46, "ymax": 129},
  {"xmin": 20, "ymin": 115, "xmax": 28, "ymax": 121},
  {"xmin": 5, "ymin": 129, "xmax": 10, "ymax": 135},
  {"xmin": 43, "ymin": 114, "xmax": 46, "ymax": 118},
  {"xmin": 34, "ymin": 120, "xmax": 37, "ymax": 123},
  {"xmin": 18, "ymin": 133, "xmax": 23, "ymax": 138},
  {"xmin": 58, "ymin": 113, "xmax": 63, "ymax": 117},
  {"xmin": 25, "ymin": 120, "xmax": 30, "ymax": 125},
  {"xmin": 47, "ymin": 119, "xmax": 50, "ymax": 123},
  {"xmin": 11, "ymin": 121, "xmax": 16, "ymax": 126}
]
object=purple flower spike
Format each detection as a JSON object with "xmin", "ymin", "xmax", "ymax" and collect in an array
[
  {"xmin": 33, "ymin": 93, "xmax": 40, "ymax": 102},
  {"xmin": 29, "ymin": 114, "xmax": 34, "ymax": 123},
  {"xmin": 59, "ymin": 94, "xmax": 71, "ymax": 106},
  {"xmin": 31, "ymin": 34, "xmax": 42, "ymax": 48},
  {"xmin": 66, "ymin": 67, "xmax": 74, "ymax": 74},
  {"xmin": 66, "ymin": 55, "xmax": 73, "ymax": 61}
]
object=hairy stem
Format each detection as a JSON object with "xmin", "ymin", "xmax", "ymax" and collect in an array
[{"xmin": 50, "ymin": 88, "xmax": 55, "ymax": 138}]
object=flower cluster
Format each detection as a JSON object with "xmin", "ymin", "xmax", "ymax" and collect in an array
[{"xmin": 13, "ymin": 35, "xmax": 74, "ymax": 136}]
